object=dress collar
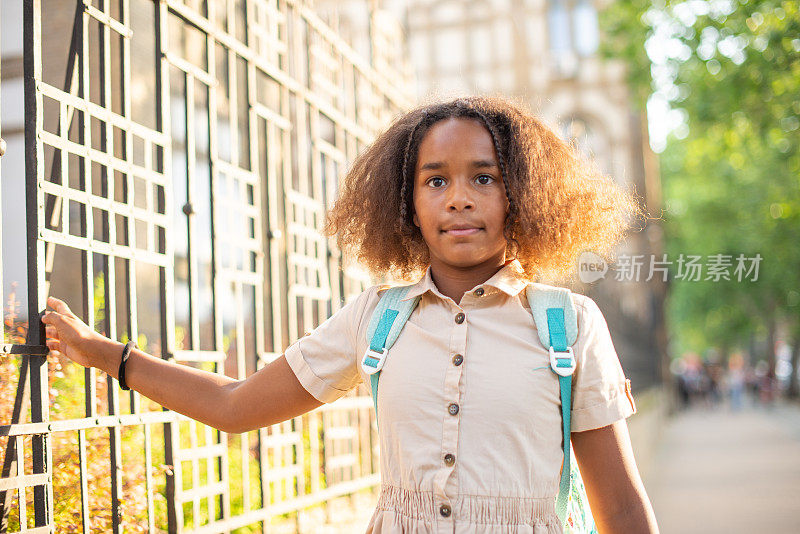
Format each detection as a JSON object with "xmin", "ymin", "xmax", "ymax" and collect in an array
[{"xmin": 400, "ymin": 259, "xmax": 530, "ymax": 301}]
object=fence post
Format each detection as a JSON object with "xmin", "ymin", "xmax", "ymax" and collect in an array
[{"xmin": 23, "ymin": 0, "xmax": 54, "ymax": 529}]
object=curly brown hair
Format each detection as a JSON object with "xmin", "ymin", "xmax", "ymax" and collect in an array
[{"xmin": 325, "ymin": 95, "xmax": 643, "ymax": 281}]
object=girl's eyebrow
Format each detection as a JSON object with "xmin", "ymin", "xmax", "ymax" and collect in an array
[{"xmin": 419, "ymin": 159, "xmax": 498, "ymax": 171}]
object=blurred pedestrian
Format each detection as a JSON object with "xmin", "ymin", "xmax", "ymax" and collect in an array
[{"xmin": 727, "ymin": 353, "xmax": 746, "ymax": 411}]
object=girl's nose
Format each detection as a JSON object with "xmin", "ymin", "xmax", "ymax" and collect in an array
[{"xmin": 446, "ymin": 179, "xmax": 474, "ymax": 211}]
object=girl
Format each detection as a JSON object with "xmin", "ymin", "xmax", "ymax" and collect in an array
[{"xmin": 43, "ymin": 96, "xmax": 659, "ymax": 533}]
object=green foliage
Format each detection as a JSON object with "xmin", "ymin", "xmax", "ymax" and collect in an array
[{"xmin": 602, "ymin": 0, "xmax": 800, "ymax": 358}]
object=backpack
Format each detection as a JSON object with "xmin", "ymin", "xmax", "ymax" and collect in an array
[{"xmin": 360, "ymin": 284, "xmax": 598, "ymax": 533}]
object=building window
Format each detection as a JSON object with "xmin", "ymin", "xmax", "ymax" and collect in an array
[
  {"xmin": 573, "ymin": 0, "xmax": 599, "ymax": 56},
  {"xmin": 547, "ymin": 0, "xmax": 572, "ymax": 54},
  {"xmin": 547, "ymin": 0, "xmax": 599, "ymax": 57}
]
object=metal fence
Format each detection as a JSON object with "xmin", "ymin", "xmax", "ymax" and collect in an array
[{"xmin": 0, "ymin": 0, "xmax": 411, "ymax": 531}]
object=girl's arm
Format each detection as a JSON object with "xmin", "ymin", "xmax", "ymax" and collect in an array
[
  {"xmin": 571, "ymin": 419, "xmax": 660, "ymax": 533},
  {"xmin": 42, "ymin": 296, "xmax": 322, "ymax": 433}
]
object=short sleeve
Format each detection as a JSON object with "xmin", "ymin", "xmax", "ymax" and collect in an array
[
  {"xmin": 570, "ymin": 295, "xmax": 637, "ymax": 432},
  {"xmin": 284, "ymin": 286, "xmax": 379, "ymax": 404}
]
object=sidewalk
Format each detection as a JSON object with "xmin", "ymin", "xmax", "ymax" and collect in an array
[{"xmin": 646, "ymin": 401, "xmax": 800, "ymax": 534}]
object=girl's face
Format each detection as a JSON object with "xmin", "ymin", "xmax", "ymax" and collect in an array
[{"xmin": 412, "ymin": 117, "xmax": 509, "ymax": 273}]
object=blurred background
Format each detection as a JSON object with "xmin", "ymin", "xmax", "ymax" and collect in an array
[{"xmin": 0, "ymin": 0, "xmax": 797, "ymax": 532}]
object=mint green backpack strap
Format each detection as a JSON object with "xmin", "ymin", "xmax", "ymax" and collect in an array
[
  {"xmin": 525, "ymin": 284, "xmax": 578, "ymax": 525},
  {"xmin": 362, "ymin": 286, "xmax": 421, "ymax": 428}
]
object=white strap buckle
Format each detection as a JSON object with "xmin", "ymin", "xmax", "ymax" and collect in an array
[
  {"xmin": 549, "ymin": 346, "xmax": 576, "ymax": 377},
  {"xmin": 361, "ymin": 347, "xmax": 388, "ymax": 375}
]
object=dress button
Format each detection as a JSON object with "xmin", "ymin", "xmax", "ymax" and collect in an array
[
  {"xmin": 474, "ymin": 287, "xmax": 485, "ymax": 297},
  {"xmin": 439, "ymin": 503, "xmax": 452, "ymax": 517},
  {"xmin": 444, "ymin": 453, "xmax": 455, "ymax": 466},
  {"xmin": 452, "ymin": 354, "xmax": 463, "ymax": 366},
  {"xmin": 454, "ymin": 312, "xmax": 465, "ymax": 324},
  {"xmin": 448, "ymin": 403, "xmax": 459, "ymax": 416}
]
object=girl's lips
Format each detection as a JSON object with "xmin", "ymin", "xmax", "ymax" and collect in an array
[{"xmin": 443, "ymin": 228, "xmax": 482, "ymax": 237}]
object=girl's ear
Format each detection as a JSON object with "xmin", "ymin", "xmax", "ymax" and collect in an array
[{"xmin": 412, "ymin": 212, "xmax": 420, "ymax": 227}]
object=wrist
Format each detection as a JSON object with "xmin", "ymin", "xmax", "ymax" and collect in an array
[{"xmin": 91, "ymin": 335, "xmax": 125, "ymax": 376}]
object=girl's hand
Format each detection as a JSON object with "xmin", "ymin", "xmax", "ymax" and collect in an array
[{"xmin": 42, "ymin": 296, "xmax": 108, "ymax": 369}]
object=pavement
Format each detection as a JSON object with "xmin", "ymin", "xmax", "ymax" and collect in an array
[{"xmin": 646, "ymin": 400, "xmax": 800, "ymax": 534}]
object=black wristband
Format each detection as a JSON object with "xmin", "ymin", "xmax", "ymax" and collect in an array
[{"xmin": 118, "ymin": 340, "xmax": 137, "ymax": 391}]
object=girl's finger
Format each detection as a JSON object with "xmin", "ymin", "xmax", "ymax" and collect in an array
[
  {"xmin": 45, "ymin": 326, "xmax": 58, "ymax": 339},
  {"xmin": 42, "ymin": 311, "xmax": 59, "ymax": 325},
  {"xmin": 46, "ymin": 339, "xmax": 61, "ymax": 353},
  {"xmin": 47, "ymin": 296, "xmax": 72, "ymax": 316}
]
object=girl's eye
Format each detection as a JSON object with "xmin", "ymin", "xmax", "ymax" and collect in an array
[
  {"xmin": 476, "ymin": 174, "xmax": 495, "ymax": 185},
  {"xmin": 428, "ymin": 177, "xmax": 445, "ymax": 188}
]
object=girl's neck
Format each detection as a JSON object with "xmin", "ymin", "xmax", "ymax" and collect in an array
[{"xmin": 429, "ymin": 257, "xmax": 510, "ymax": 305}]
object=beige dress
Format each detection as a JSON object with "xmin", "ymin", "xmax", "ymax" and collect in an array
[{"xmin": 285, "ymin": 260, "xmax": 636, "ymax": 533}]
